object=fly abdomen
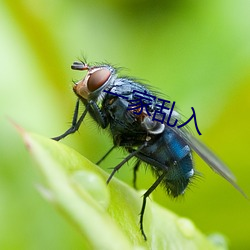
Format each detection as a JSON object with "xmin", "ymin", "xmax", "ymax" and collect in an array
[
  {"xmin": 138, "ymin": 128, "xmax": 194, "ymax": 197},
  {"xmin": 163, "ymin": 153, "xmax": 194, "ymax": 197},
  {"xmin": 162, "ymin": 129, "xmax": 194, "ymax": 196}
]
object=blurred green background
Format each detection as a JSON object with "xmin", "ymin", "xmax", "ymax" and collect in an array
[{"xmin": 1, "ymin": 0, "xmax": 250, "ymax": 249}]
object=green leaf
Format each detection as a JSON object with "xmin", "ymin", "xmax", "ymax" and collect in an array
[{"xmin": 19, "ymin": 128, "xmax": 227, "ymax": 250}]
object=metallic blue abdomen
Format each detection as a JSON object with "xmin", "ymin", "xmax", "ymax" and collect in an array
[{"xmin": 137, "ymin": 128, "xmax": 194, "ymax": 197}]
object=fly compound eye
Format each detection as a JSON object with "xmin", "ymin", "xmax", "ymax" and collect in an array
[{"xmin": 87, "ymin": 68, "xmax": 111, "ymax": 92}]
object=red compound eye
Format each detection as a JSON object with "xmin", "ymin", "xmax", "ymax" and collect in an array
[{"xmin": 87, "ymin": 68, "xmax": 111, "ymax": 92}]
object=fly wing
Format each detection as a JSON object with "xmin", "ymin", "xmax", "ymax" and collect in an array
[{"xmin": 168, "ymin": 126, "xmax": 247, "ymax": 198}]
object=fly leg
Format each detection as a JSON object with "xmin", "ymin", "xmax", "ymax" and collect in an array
[
  {"xmin": 52, "ymin": 99, "xmax": 88, "ymax": 141},
  {"xmin": 140, "ymin": 172, "xmax": 167, "ymax": 240},
  {"xmin": 52, "ymin": 99, "xmax": 108, "ymax": 141},
  {"xmin": 107, "ymin": 143, "xmax": 146, "ymax": 184},
  {"xmin": 133, "ymin": 160, "xmax": 141, "ymax": 189},
  {"xmin": 96, "ymin": 145, "xmax": 116, "ymax": 165}
]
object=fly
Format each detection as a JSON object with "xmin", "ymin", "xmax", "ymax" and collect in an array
[{"xmin": 52, "ymin": 60, "xmax": 247, "ymax": 240}]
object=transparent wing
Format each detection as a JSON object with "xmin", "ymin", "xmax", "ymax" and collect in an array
[{"xmin": 168, "ymin": 126, "xmax": 247, "ymax": 198}]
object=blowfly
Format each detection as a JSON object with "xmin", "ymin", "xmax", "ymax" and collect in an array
[{"xmin": 52, "ymin": 60, "xmax": 246, "ymax": 240}]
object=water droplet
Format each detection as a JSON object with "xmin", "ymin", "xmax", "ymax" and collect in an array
[
  {"xmin": 177, "ymin": 217, "xmax": 196, "ymax": 238},
  {"xmin": 71, "ymin": 170, "xmax": 110, "ymax": 209}
]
